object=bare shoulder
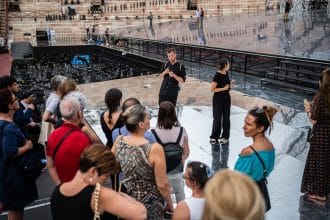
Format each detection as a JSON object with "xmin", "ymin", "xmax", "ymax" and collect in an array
[
  {"xmin": 150, "ymin": 142, "xmax": 163, "ymax": 153},
  {"xmin": 240, "ymin": 146, "xmax": 253, "ymax": 156},
  {"xmin": 173, "ymin": 200, "xmax": 190, "ymax": 220}
]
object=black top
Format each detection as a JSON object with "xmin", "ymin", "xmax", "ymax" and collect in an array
[
  {"xmin": 51, "ymin": 185, "xmax": 95, "ymax": 220},
  {"xmin": 212, "ymin": 72, "xmax": 230, "ymax": 98},
  {"xmin": 159, "ymin": 61, "xmax": 186, "ymax": 96},
  {"xmin": 100, "ymin": 111, "xmax": 124, "ymax": 148},
  {"xmin": 51, "ymin": 184, "xmax": 117, "ymax": 220}
]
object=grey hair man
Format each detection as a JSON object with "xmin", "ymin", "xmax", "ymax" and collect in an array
[
  {"xmin": 46, "ymin": 95, "xmax": 91, "ymax": 185},
  {"xmin": 39, "ymin": 75, "xmax": 67, "ymax": 146},
  {"xmin": 42, "ymin": 75, "xmax": 67, "ymax": 123}
]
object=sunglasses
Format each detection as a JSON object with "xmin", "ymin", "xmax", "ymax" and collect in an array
[{"xmin": 255, "ymin": 108, "xmax": 265, "ymax": 114}]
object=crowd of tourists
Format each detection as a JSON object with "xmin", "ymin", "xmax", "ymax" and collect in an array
[{"xmin": 0, "ymin": 50, "xmax": 329, "ymax": 219}]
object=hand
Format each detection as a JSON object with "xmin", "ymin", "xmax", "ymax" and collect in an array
[
  {"xmin": 165, "ymin": 203, "xmax": 174, "ymax": 213},
  {"xmin": 224, "ymin": 84, "xmax": 230, "ymax": 90},
  {"xmin": 169, "ymin": 71, "xmax": 174, "ymax": 77},
  {"xmin": 164, "ymin": 68, "xmax": 170, "ymax": 75},
  {"xmin": 27, "ymin": 104, "xmax": 35, "ymax": 110},
  {"xmin": 26, "ymin": 140, "xmax": 33, "ymax": 150},
  {"xmin": 27, "ymin": 121, "xmax": 37, "ymax": 127},
  {"xmin": 304, "ymin": 99, "xmax": 311, "ymax": 113}
]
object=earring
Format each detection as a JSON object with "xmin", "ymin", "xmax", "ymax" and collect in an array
[{"xmin": 89, "ymin": 177, "xmax": 93, "ymax": 184}]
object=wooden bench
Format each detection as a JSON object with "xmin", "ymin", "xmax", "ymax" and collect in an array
[
  {"xmin": 267, "ymin": 72, "xmax": 319, "ymax": 87},
  {"xmin": 273, "ymin": 66, "xmax": 321, "ymax": 79},
  {"xmin": 260, "ymin": 78, "xmax": 318, "ymax": 94}
]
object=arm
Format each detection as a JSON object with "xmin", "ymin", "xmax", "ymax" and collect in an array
[
  {"xmin": 304, "ymin": 99, "xmax": 316, "ymax": 125},
  {"xmin": 149, "ymin": 143, "xmax": 174, "ymax": 211},
  {"xmin": 97, "ymin": 188, "xmax": 147, "ymax": 220},
  {"xmin": 111, "ymin": 135, "xmax": 122, "ymax": 155},
  {"xmin": 14, "ymin": 140, "xmax": 33, "ymax": 157},
  {"xmin": 172, "ymin": 201, "xmax": 190, "ymax": 220},
  {"xmin": 210, "ymin": 82, "xmax": 229, "ymax": 93},
  {"xmin": 2, "ymin": 128, "xmax": 32, "ymax": 158},
  {"xmin": 46, "ymin": 155, "xmax": 61, "ymax": 185},
  {"xmin": 182, "ymin": 135, "xmax": 190, "ymax": 164},
  {"xmin": 42, "ymin": 110, "xmax": 56, "ymax": 124},
  {"xmin": 169, "ymin": 71, "xmax": 185, "ymax": 83},
  {"xmin": 81, "ymin": 119, "xmax": 101, "ymax": 144},
  {"xmin": 159, "ymin": 67, "xmax": 170, "ymax": 78}
]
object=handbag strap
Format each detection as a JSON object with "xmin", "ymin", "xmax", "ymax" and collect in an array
[
  {"xmin": 52, "ymin": 128, "xmax": 75, "ymax": 162},
  {"xmin": 249, "ymin": 145, "xmax": 267, "ymax": 180},
  {"xmin": 151, "ymin": 127, "xmax": 184, "ymax": 145}
]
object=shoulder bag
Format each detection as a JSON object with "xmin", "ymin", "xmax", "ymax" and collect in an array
[{"xmin": 249, "ymin": 145, "xmax": 271, "ymax": 212}]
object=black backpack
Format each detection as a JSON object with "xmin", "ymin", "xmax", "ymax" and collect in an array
[{"xmin": 151, "ymin": 127, "xmax": 183, "ymax": 173}]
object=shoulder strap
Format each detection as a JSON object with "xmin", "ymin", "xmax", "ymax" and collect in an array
[
  {"xmin": 249, "ymin": 145, "xmax": 267, "ymax": 179},
  {"xmin": 151, "ymin": 127, "xmax": 183, "ymax": 145},
  {"xmin": 52, "ymin": 128, "xmax": 76, "ymax": 162},
  {"xmin": 175, "ymin": 127, "xmax": 184, "ymax": 144},
  {"xmin": 151, "ymin": 129, "xmax": 163, "ymax": 145}
]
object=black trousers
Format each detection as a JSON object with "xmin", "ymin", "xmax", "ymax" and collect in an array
[
  {"xmin": 210, "ymin": 95, "xmax": 231, "ymax": 140},
  {"xmin": 159, "ymin": 94, "xmax": 178, "ymax": 106}
]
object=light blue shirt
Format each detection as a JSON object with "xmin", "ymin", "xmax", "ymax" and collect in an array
[{"xmin": 112, "ymin": 126, "xmax": 156, "ymax": 144}]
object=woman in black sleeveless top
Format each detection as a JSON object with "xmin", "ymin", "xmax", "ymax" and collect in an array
[{"xmin": 50, "ymin": 144, "xmax": 146, "ymax": 220}]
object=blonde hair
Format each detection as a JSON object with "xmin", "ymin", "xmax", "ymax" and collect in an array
[
  {"xmin": 59, "ymin": 79, "xmax": 77, "ymax": 99},
  {"xmin": 202, "ymin": 170, "xmax": 265, "ymax": 220}
]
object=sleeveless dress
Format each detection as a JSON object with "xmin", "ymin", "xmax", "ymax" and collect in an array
[
  {"xmin": 115, "ymin": 138, "xmax": 164, "ymax": 219},
  {"xmin": 100, "ymin": 112, "xmax": 123, "ymax": 148},
  {"xmin": 51, "ymin": 184, "xmax": 117, "ymax": 220},
  {"xmin": 301, "ymin": 97, "xmax": 330, "ymax": 197}
]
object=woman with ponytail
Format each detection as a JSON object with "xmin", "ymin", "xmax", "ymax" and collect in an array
[
  {"xmin": 301, "ymin": 68, "xmax": 330, "ymax": 205},
  {"xmin": 101, "ymin": 88, "xmax": 123, "ymax": 148},
  {"xmin": 173, "ymin": 161, "xmax": 211, "ymax": 220},
  {"xmin": 234, "ymin": 105, "xmax": 277, "ymax": 180},
  {"xmin": 234, "ymin": 106, "xmax": 277, "ymax": 211}
]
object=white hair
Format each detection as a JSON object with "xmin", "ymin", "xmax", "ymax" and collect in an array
[
  {"xmin": 65, "ymin": 91, "xmax": 88, "ymax": 110},
  {"xmin": 60, "ymin": 95, "xmax": 81, "ymax": 121}
]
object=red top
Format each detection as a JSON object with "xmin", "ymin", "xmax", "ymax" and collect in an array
[{"xmin": 46, "ymin": 123, "xmax": 91, "ymax": 183}]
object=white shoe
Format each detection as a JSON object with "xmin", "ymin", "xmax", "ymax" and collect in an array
[
  {"xmin": 209, "ymin": 138, "xmax": 218, "ymax": 144},
  {"xmin": 218, "ymin": 138, "xmax": 229, "ymax": 144}
]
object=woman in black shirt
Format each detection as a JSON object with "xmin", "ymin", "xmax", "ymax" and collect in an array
[
  {"xmin": 51, "ymin": 144, "xmax": 146, "ymax": 220},
  {"xmin": 210, "ymin": 58, "xmax": 231, "ymax": 144}
]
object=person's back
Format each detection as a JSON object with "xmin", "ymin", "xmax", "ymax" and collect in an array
[
  {"xmin": 46, "ymin": 123, "xmax": 91, "ymax": 182},
  {"xmin": 115, "ymin": 137, "xmax": 164, "ymax": 218},
  {"xmin": 51, "ymin": 184, "xmax": 95, "ymax": 220},
  {"xmin": 184, "ymin": 197, "xmax": 205, "ymax": 220}
]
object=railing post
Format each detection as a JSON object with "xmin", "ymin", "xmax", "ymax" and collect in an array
[{"xmin": 244, "ymin": 54, "xmax": 248, "ymax": 74}]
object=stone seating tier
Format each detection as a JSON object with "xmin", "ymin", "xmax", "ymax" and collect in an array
[{"xmin": 8, "ymin": 0, "xmax": 266, "ymax": 42}]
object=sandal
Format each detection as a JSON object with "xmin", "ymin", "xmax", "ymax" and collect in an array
[{"xmin": 307, "ymin": 194, "xmax": 327, "ymax": 206}]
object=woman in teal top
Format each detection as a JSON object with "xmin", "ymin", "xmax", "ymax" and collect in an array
[
  {"xmin": 235, "ymin": 149, "xmax": 275, "ymax": 181},
  {"xmin": 234, "ymin": 106, "xmax": 278, "ymax": 181}
]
